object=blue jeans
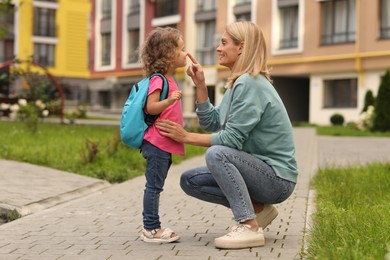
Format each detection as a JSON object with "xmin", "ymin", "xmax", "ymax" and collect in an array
[
  {"xmin": 180, "ymin": 145, "xmax": 295, "ymax": 223},
  {"xmin": 141, "ymin": 141, "xmax": 172, "ymax": 230}
]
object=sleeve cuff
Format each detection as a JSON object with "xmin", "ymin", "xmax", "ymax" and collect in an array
[
  {"xmin": 210, "ymin": 133, "xmax": 220, "ymax": 145},
  {"xmin": 195, "ymin": 98, "xmax": 212, "ymax": 112}
]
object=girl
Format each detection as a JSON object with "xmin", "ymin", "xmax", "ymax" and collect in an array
[{"xmin": 139, "ymin": 27, "xmax": 187, "ymax": 243}]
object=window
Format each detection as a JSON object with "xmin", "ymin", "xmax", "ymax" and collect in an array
[
  {"xmin": 234, "ymin": 0, "xmax": 251, "ymax": 21},
  {"xmin": 380, "ymin": 0, "xmax": 390, "ymax": 39},
  {"xmin": 278, "ymin": 1, "xmax": 298, "ymax": 49},
  {"xmin": 128, "ymin": 0, "xmax": 140, "ymax": 14},
  {"xmin": 34, "ymin": 43, "xmax": 55, "ymax": 67},
  {"xmin": 236, "ymin": 13, "xmax": 251, "ymax": 21},
  {"xmin": 128, "ymin": 29, "xmax": 139, "ymax": 63},
  {"xmin": 196, "ymin": 21, "xmax": 216, "ymax": 65},
  {"xmin": 196, "ymin": 0, "xmax": 216, "ymax": 11},
  {"xmin": 101, "ymin": 33, "xmax": 111, "ymax": 66},
  {"xmin": 320, "ymin": 0, "xmax": 356, "ymax": 45},
  {"xmin": 4, "ymin": 39, "xmax": 14, "ymax": 61},
  {"xmin": 102, "ymin": 0, "xmax": 112, "ymax": 19},
  {"xmin": 193, "ymin": 86, "xmax": 215, "ymax": 111},
  {"xmin": 323, "ymin": 78, "xmax": 357, "ymax": 108},
  {"xmin": 156, "ymin": 0, "xmax": 179, "ymax": 17},
  {"xmin": 33, "ymin": 7, "xmax": 56, "ymax": 37}
]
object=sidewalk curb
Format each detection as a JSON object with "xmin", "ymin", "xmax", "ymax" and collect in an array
[{"xmin": 0, "ymin": 180, "xmax": 111, "ymax": 217}]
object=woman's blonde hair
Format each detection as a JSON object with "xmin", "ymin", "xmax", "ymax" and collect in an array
[
  {"xmin": 141, "ymin": 27, "xmax": 182, "ymax": 76},
  {"xmin": 225, "ymin": 21, "xmax": 271, "ymax": 88}
]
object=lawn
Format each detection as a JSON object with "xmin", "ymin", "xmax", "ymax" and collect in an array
[
  {"xmin": 316, "ymin": 125, "xmax": 390, "ymax": 137},
  {"xmin": 0, "ymin": 121, "xmax": 207, "ymax": 183},
  {"xmin": 306, "ymin": 163, "xmax": 390, "ymax": 259}
]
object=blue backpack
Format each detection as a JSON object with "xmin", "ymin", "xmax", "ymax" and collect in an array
[{"xmin": 120, "ymin": 73, "xmax": 169, "ymax": 149}]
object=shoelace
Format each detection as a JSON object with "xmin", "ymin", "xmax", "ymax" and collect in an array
[{"xmin": 225, "ymin": 224, "xmax": 249, "ymax": 237}]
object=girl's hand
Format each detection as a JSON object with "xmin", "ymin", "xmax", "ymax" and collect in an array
[
  {"xmin": 186, "ymin": 53, "xmax": 206, "ymax": 88},
  {"xmin": 168, "ymin": 90, "xmax": 182, "ymax": 104},
  {"xmin": 156, "ymin": 119, "xmax": 188, "ymax": 143}
]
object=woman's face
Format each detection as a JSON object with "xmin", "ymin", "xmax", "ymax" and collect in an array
[{"xmin": 216, "ymin": 32, "xmax": 242, "ymax": 70}]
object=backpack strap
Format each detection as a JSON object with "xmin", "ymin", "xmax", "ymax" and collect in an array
[{"xmin": 145, "ymin": 73, "xmax": 169, "ymax": 126}]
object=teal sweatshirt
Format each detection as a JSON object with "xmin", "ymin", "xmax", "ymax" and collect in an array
[{"xmin": 196, "ymin": 73, "xmax": 298, "ymax": 183}]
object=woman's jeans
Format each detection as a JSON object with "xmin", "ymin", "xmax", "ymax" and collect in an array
[
  {"xmin": 180, "ymin": 145, "xmax": 296, "ymax": 223},
  {"xmin": 141, "ymin": 141, "xmax": 172, "ymax": 230}
]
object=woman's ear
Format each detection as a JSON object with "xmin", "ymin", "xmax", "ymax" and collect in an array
[{"xmin": 238, "ymin": 41, "xmax": 244, "ymax": 54}]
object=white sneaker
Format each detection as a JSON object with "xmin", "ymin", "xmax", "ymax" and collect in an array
[
  {"xmin": 256, "ymin": 204, "xmax": 278, "ymax": 228},
  {"xmin": 214, "ymin": 224, "xmax": 265, "ymax": 249}
]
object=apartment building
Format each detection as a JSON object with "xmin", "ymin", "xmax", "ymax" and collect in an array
[
  {"xmin": 2, "ymin": 0, "xmax": 389, "ymax": 125},
  {"xmin": 88, "ymin": 0, "xmax": 186, "ymax": 112},
  {"xmin": 0, "ymin": 0, "xmax": 91, "ymax": 103},
  {"xmin": 186, "ymin": 0, "xmax": 390, "ymax": 125}
]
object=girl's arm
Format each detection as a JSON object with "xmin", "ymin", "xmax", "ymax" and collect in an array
[{"xmin": 145, "ymin": 90, "xmax": 182, "ymax": 116}]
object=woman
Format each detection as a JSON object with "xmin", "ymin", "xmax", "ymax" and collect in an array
[{"xmin": 156, "ymin": 21, "xmax": 298, "ymax": 249}]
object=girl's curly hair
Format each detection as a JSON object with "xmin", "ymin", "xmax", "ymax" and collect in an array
[{"xmin": 141, "ymin": 27, "xmax": 182, "ymax": 76}]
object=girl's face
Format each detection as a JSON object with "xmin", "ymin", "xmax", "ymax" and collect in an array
[
  {"xmin": 216, "ymin": 32, "xmax": 242, "ymax": 70},
  {"xmin": 173, "ymin": 38, "xmax": 187, "ymax": 69}
]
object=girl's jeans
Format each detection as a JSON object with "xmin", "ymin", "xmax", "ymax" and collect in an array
[
  {"xmin": 141, "ymin": 141, "xmax": 172, "ymax": 230},
  {"xmin": 180, "ymin": 145, "xmax": 296, "ymax": 223}
]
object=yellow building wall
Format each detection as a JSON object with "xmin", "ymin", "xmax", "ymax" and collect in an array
[
  {"xmin": 55, "ymin": 0, "xmax": 90, "ymax": 78},
  {"xmin": 17, "ymin": 0, "xmax": 34, "ymax": 61},
  {"xmin": 16, "ymin": 0, "xmax": 90, "ymax": 78}
]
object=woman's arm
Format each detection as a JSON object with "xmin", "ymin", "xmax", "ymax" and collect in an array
[
  {"xmin": 187, "ymin": 53, "xmax": 208, "ymax": 103},
  {"xmin": 156, "ymin": 119, "xmax": 212, "ymax": 147}
]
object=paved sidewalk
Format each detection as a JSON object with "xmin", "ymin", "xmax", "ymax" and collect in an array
[{"xmin": 0, "ymin": 128, "xmax": 389, "ymax": 260}]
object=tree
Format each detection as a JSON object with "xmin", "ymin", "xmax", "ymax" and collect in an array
[
  {"xmin": 361, "ymin": 89, "xmax": 375, "ymax": 113},
  {"xmin": 373, "ymin": 69, "xmax": 390, "ymax": 132},
  {"xmin": 0, "ymin": 0, "xmax": 16, "ymax": 40}
]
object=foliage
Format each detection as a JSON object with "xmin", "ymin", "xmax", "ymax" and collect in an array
[
  {"xmin": 316, "ymin": 125, "xmax": 390, "ymax": 137},
  {"xmin": 356, "ymin": 105, "xmax": 375, "ymax": 131},
  {"xmin": 0, "ymin": 0, "xmax": 16, "ymax": 40},
  {"xmin": 373, "ymin": 69, "xmax": 390, "ymax": 132},
  {"xmin": 361, "ymin": 89, "xmax": 375, "ymax": 113},
  {"xmin": 307, "ymin": 163, "xmax": 390, "ymax": 259},
  {"xmin": 0, "ymin": 98, "xmax": 49, "ymax": 133},
  {"xmin": 330, "ymin": 113, "xmax": 344, "ymax": 126},
  {"xmin": 0, "ymin": 59, "xmax": 61, "ymax": 132},
  {"xmin": 11, "ymin": 60, "xmax": 59, "ymax": 103},
  {"xmin": 80, "ymin": 138, "xmax": 100, "ymax": 163},
  {"xmin": 0, "ymin": 121, "xmax": 207, "ymax": 183},
  {"xmin": 65, "ymin": 105, "xmax": 88, "ymax": 123},
  {"xmin": 0, "ymin": 209, "xmax": 21, "ymax": 223}
]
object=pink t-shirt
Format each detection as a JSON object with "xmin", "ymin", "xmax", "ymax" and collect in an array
[{"xmin": 144, "ymin": 76, "xmax": 185, "ymax": 155}]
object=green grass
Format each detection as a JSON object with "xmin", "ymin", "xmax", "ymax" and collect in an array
[
  {"xmin": 316, "ymin": 125, "xmax": 390, "ymax": 137},
  {"xmin": 307, "ymin": 163, "xmax": 390, "ymax": 259},
  {"xmin": 0, "ymin": 121, "xmax": 207, "ymax": 183}
]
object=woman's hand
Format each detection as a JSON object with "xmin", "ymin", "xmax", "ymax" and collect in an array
[
  {"xmin": 156, "ymin": 119, "xmax": 188, "ymax": 143},
  {"xmin": 186, "ymin": 53, "xmax": 206, "ymax": 88}
]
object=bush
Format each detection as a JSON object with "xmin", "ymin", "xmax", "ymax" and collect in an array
[
  {"xmin": 330, "ymin": 113, "xmax": 344, "ymax": 126},
  {"xmin": 362, "ymin": 90, "xmax": 375, "ymax": 113},
  {"xmin": 373, "ymin": 69, "xmax": 390, "ymax": 131}
]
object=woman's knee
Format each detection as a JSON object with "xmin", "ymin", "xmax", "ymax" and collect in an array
[
  {"xmin": 205, "ymin": 145, "xmax": 225, "ymax": 164},
  {"xmin": 180, "ymin": 171, "xmax": 192, "ymax": 195}
]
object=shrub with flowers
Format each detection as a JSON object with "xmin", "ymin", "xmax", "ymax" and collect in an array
[
  {"xmin": 356, "ymin": 105, "xmax": 375, "ymax": 131},
  {"xmin": 0, "ymin": 98, "xmax": 50, "ymax": 132}
]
